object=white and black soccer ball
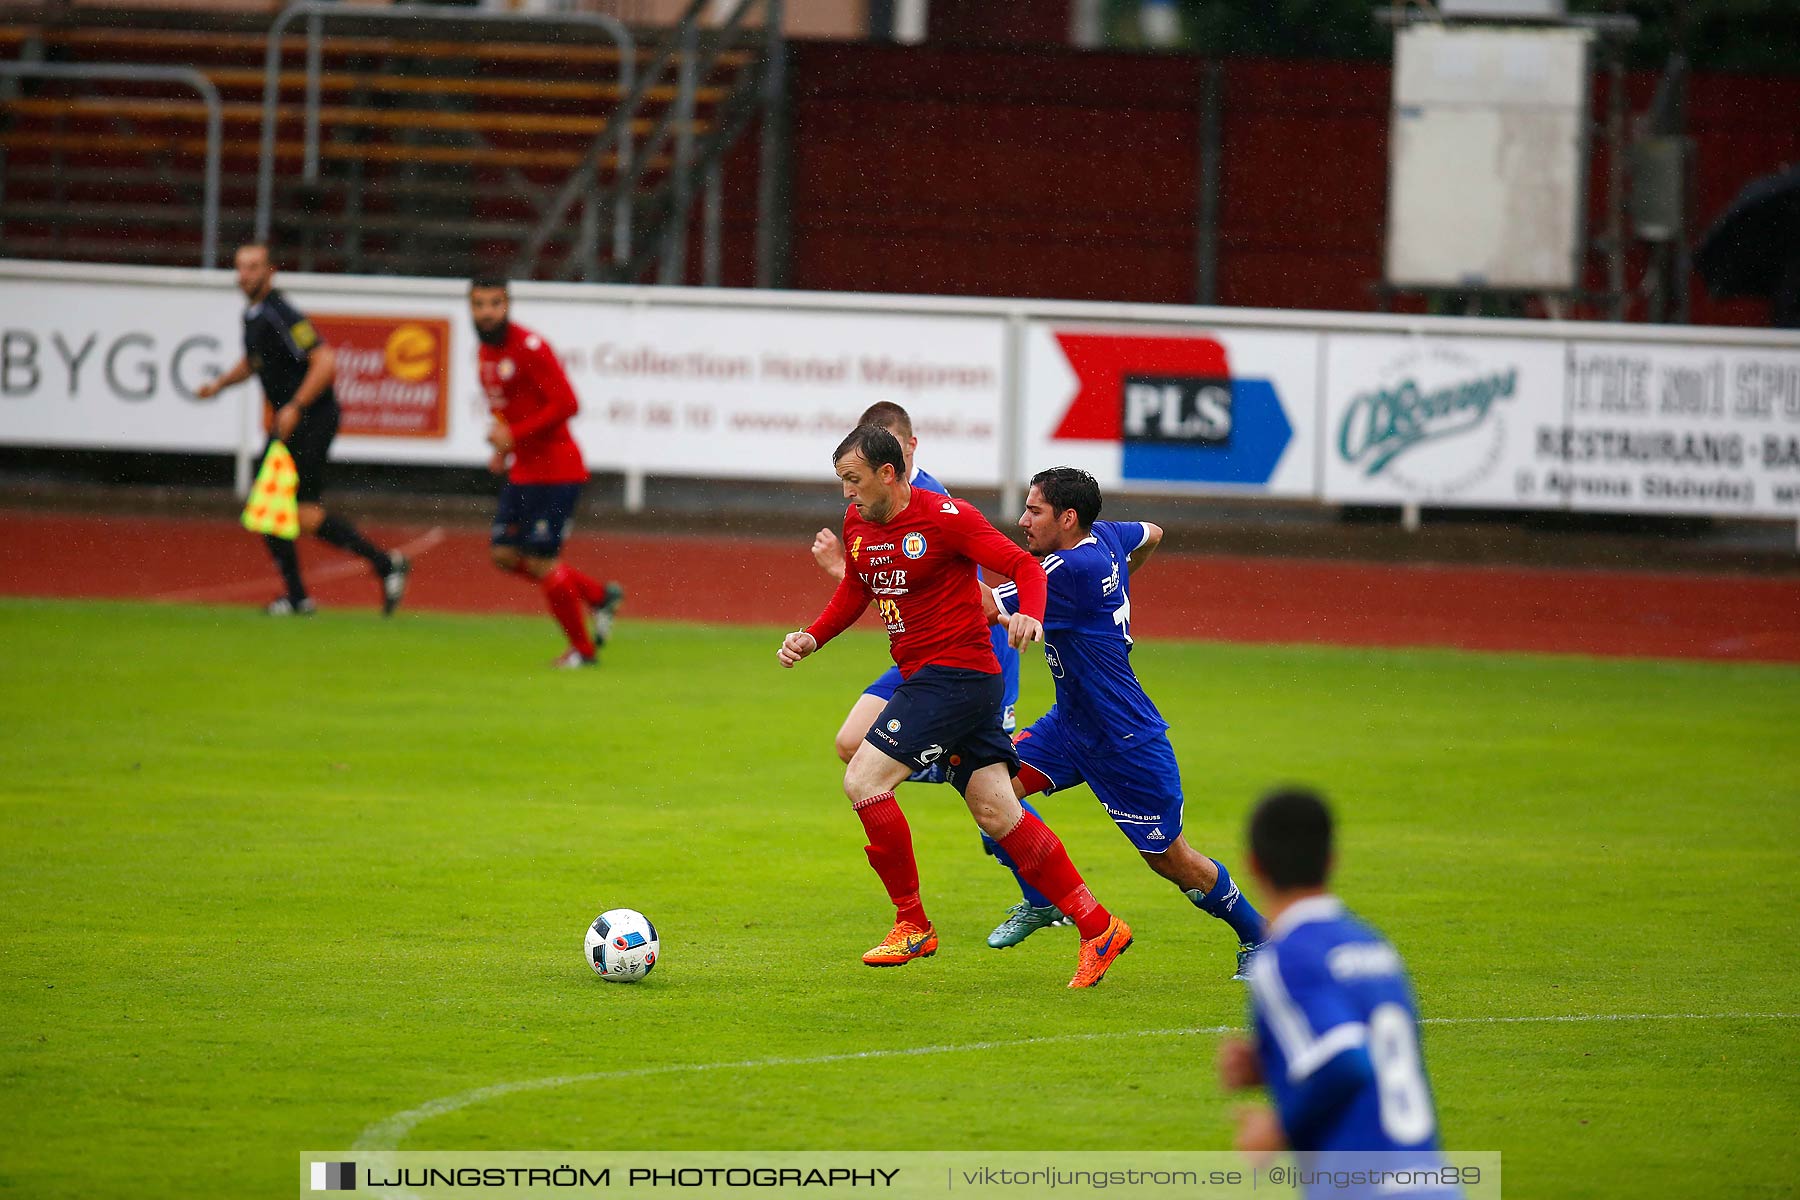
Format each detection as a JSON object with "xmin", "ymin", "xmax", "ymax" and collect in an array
[{"xmin": 584, "ymin": 908, "xmax": 659, "ymax": 982}]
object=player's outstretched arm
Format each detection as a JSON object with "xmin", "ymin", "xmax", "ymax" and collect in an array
[
  {"xmin": 1005, "ymin": 611, "xmax": 1043, "ymax": 650},
  {"xmin": 949, "ymin": 502, "xmax": 1049, "ymax": 626},
  {"xmin": 1127, "ymin": 522, "xmax": 1164, "ymax": 574},
  {"xmin": 785, "ymin": 568, "xmax": 869, "ymax": 667},
  {"xmin": 194, "ymin": 357, "xmax": 252, "ymax": 399},
  {"xmin": 293, "ymin": 343, "xmax": 336, "ymax": 407},
  {"xmin": 811, "ymin": 527, "xmax": 847, "ymax": 581},
  {"xmin": 275, "ymin": 345, "xmax": 335, "ymax": 438},
  {"xmin": 979, "ymin": 582, "xmax": 1005, "ymax": 627},
  {"xmin": 777, "ymin": 631, "xmax": 817, "ymax": 668},
  {"xmin": 508, "ymin": 337, "xmax": 580, "ymax": 440}
]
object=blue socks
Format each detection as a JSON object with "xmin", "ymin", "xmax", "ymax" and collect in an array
[
  {"xmin": 1187, "ymin": 858, "xmax": 1267, "ymax": 945},
  {"xmin": 984, "ymin": 797, "xmax": 1054, "ymax": 908}
]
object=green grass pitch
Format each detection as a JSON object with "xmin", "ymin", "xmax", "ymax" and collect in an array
[{"xmin": 1, "ymin": 598, "xmax": 1796, "ymax": 1198}]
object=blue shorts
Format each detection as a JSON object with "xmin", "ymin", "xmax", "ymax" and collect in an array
[
  {"xmin": 863, "ymin": 626, "xmax": 1020, "ymax": 732},
  {"xmin": 1013, "ymin": 707, "xmax": 1185, "ymax": 853},
  {"xmin": 492, "ymin": 482, "xmax": 581, "ymax": 557},
  {"xmin": 865, "ymin": 665, "xmax": 1018, "ymax": 793}
]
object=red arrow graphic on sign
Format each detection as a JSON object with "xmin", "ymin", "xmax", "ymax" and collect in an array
[{"xmin": 1052, "ymin": 332, "xmax": 1232, "ymax": 441}]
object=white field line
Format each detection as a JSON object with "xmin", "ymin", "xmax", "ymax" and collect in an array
[
  {"xmin": 151, "ymin": 526, "xmax": 446, "ymax": 603},
  {"xmin": 354, "ymin": 1010, "xmax": 1798, "ymax": 1153}
]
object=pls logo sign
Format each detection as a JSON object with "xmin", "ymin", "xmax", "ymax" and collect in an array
[
  {"xmin": 309, "ymin": 314, "xmax": 450, "ymax": 439},
  {"xmin": 1051, "ymin": 332, "xmax": 1291, "ymax": 484}
]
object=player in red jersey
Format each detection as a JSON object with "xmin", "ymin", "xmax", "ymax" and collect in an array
[
  {"xmin": 778, "ymin": 424, "xmax": 1133, "ymax": 988},
  {"xmin": 470, "ymin": 278, "xmax": 623, "ymax": 668}
]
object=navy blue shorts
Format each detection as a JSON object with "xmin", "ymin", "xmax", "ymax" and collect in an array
[
  {"xmin": 491, "ymin": 483, "xmax": 582, "ymax": 558},
  {"xmin": 1014, "ymin": 706, "xmax": 1186, "ymax": 852},
  {"xmin": 863, "ymin": 626, "xmax": 1021, "ymax": 733},
  {"xmin": 864, "ymin": 665, "xmax": 1017, "ymax": 792}
]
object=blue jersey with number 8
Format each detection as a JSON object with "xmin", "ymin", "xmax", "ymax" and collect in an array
[{"xmin": 1249, "ymin": 896, "xmax": 1457, "ymax": 1189}]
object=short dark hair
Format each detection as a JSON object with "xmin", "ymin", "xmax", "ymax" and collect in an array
[
  {"xmin": 236, "ymin": 240, "xmax": 274, "ymax": 262},
  {"xmin": 1030, "ymin": 466, "xmax": 1102, "ymax": 529},
  {"xmin": 1248, "ymin": 787, "xmax": 1334, "ymax": 890},
  {"xmin": 833, "ymin": 423, "xmax": 905, "ymax": 478},
  {"xmin": 469, "ymin": 275, "xmax": 509, "ymax": 293},
  {"xmin": 857, "ymin": 402, "xmax": 913, "ymax": 441}
]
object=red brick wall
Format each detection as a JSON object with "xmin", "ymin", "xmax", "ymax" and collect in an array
[{"xmin": 769, "ymin": 41, "xmax": 1800, "ymax": 326}]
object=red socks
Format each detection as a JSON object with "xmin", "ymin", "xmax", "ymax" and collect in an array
[
  {"xmin": 850, "ymin": 798, "xmax": 1104, "ymax": 941},
  {"xmin": 540, "ymin": 565, "xmax": 595, "ymax": 658},
  {"xmin": 854, "ymin": 791, "xmax": 929, "ymax": 929},
  {"xmin": 998, "ymin": 810, "xmax": 1110, "ymax": 939},
  {"xmin": 562, "ymin": 564, "xmax": 608, "ymax": 607},
  {"xmin": 512, "ymin": 561, "xmax": 606, "ymax": 656}
]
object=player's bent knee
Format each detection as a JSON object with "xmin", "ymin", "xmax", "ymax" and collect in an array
[
  {"xmin": 841, "ymin": 747, "xmax": 906, "ymax": 805},
  {"xmin": 961, "ymin": 766, "xmax": 1022, "ymax": 838},
  {"xmin": 833, "ymin": 729, "xmax": 861, "ymax": 764},
  {"xmin": 489, "ymin": 547, "xmax": 520, "ymax": 572},
  {"xmin": 834, "ymin": 695, "xmax": 884, "ymax": 765}
]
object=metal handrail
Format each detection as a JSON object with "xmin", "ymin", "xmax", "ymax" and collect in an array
[
  {"xmin": 0, "ymin": 61, "xmax": 222, "ymax": 268},
  {"xmin": 539, "ymin": 0, "xmax": 777, "ymax": 283},
  {"xmin": 620, "ymin": 49, "xmax": 768, "ymax": 283},
  {"xmin": 515, "ymin": 0, "xmax": 713, "ymax": 278},
  {"xmin": 647, "ymin": 0, "xmax": 771, "ymax": 283},
  {"xmin": 254, "ymin": 0, "xmax": 637, "ymax": 257}
]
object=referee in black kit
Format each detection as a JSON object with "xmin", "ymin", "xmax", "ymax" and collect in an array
[{"xmin": 197, "ymin": 242, "xmax": 410, "ymax": 616}]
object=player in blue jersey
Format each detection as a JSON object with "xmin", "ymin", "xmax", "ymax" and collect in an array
[
  {"xmin": 988, "ymin": 467, "xmax": 1267, "ymax": 978},
  {"xmin": 1217, "ymin": 788, "xmax": 1461, "ymax": 1199},
  {"xmin": 809, "ymin": 403, "xmax": 1057, "ymax": 947}
]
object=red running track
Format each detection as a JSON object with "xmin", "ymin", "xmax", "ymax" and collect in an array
[{"xmin": 2, "ymin": 511, "xmax": 1797, "ymax": 663}]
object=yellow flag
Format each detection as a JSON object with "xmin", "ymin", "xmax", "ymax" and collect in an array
[{"xmin": 241, "ymin": 441, "xmax": 300, "ymax": 540}]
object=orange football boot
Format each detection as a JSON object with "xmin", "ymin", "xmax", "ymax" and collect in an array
[
  {"xmin": 862, "ymin": 920, "xmax": 938, "ymax": 966},
  {"xmin": 1068, "ymin": 915, "xmax": 1133, "ymax": 988}
]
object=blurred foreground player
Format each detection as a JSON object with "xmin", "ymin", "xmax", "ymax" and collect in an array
[
  {"xmin": 809, "ymin": 403, "xmax": 1057, "ymax": 947},
  {"xmin": 196, "ymin": 243, "xmax": 409, "ymax": 615},
  {"xmin": 778, "ymin": 424, "xmax": 1132, "ymax": 988},
  {"xmin": 988, "ymin": 468, "xmax": 1267, "ymax": 977},
  {"xmin": 1217, "ymin": 788, "xmax": 1460, "ymax": 1199},
  {"xmin": 470, "ymin": 278, "xmax": 623, "ymax": 668}
]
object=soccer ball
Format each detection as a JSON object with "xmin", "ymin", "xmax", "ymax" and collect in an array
[{"xmin": 585, "ymin": 908, "xmax": 659, "ymax": 982}]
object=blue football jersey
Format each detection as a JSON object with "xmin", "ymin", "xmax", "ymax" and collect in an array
[
  {"xmin": 992, "ymin": 520, "xmax": 1168, "ymax": 759},
  {"xmin": 1249, "ymin": 895, "xmax": 1452, "ymax": 1173},
  {"xmin": 910, "ymin": 465, "xmax": 946, "ymax": 496}
]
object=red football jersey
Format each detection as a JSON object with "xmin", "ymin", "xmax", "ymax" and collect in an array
[
  {"xmin": 477, "ymin": 322, "xmax": 587, "ymax": 485},
  {"xmin": 805, "ymin": 488, "xmax": 1047, "ymax": 677}
]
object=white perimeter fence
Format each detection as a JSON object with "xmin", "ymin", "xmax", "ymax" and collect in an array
[{"xmin": 2, "ymin": 259, "xmax": 1797, "ymax": 533}]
